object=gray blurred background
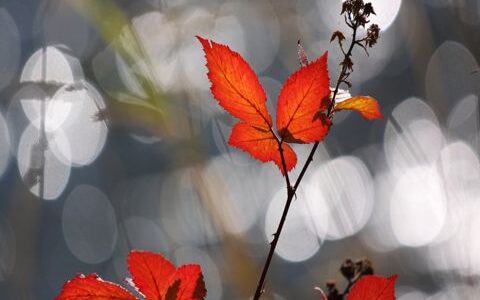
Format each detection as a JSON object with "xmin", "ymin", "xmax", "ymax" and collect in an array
[{"xmin": 0, "ymin": 0, "xmax": 480, "ymax": 299}]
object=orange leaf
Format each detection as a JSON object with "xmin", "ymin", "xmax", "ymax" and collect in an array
[
  {"xmin": 229, "ymin": 122, "xmax": 297, "ymax": 174},
  {"xmin": 197, "ymin": 36, "xmax": 272, "ymax": 128},
  {"xmin": 347, "ymin": 275, "xmax": 397, "ymax": 300},
  {"xmin": 127, "ymin": 251, "xmax": 206, "ymax": 300},
  {"xmin": 55, "ymin": 274, "xmax": 137, "ymax": 300},
  {"xmin": 334, "ymin": 96, "xmax": 383, "ymax": 120},
  {"xmin": 276, "ymin": 52, "xmax": 331, "ymax": 144}
]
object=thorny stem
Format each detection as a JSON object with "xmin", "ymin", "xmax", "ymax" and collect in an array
[{"xmin": 253, "ymin": 17, "xmax": 364, "ymax": 300}]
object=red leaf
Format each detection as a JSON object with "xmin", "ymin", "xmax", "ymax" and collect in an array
[
  {"xmin": 55, "ymin": 274, "xmax": 137, "ymax": 300},
  {"xmin": 334, "ymin": 96, "xmax": 383, "ymax": 120},
  {"xmin": 128, "ymin": 250, "xmax": 176, "ymax": 300},
  {"xmin": 229, "ymin": 122, "xmax": 297, "ymax": 174},
  {"xmin": 127, "ymin": 251, "xmax": 206, "ymax": 300},
  {"xmin": 172, "ymin": 265, "xmax": 207, "ymax": 300},
  {"xmin": 276, "ymin": 52, "xmax": 331, "ymax": 144},
  {"xmin": 197, "ymin": 36, "xmax": 272, "ymax": 128},
  {"xmin": 347, "ymin": 275, "xmax": 398, "ymax": 300},
  {"xmin": 198, "ymin": 36, "xmax": 297, "ymax": 173}
]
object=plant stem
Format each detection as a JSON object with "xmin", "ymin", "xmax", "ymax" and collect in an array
[
  {"xmin": 253, "ymin": 188, "xmax": 294, "ymax": 299},
  {"xmin": 253, "ymin": 19, "xmax": 360, "ymax": 300}
]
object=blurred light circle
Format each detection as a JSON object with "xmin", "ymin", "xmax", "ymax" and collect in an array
[
  {"xmin": 63, "ymin": 185, "xmax": 118, "ymax": 264},
  {"xmin": 390, "ymin": 166, "xmax": 447, "ymax": 247},
  {"xmin": 17, "ymin": 124, "xmax": 71, "ymax": 200},
  {"xmin": 426, "ymin": 41, "xmax": 479, "ymax": 111},
  {"xmin": 218, "ymin": 1, "xmax": 279, "ymax": 73},
  {"xmin": 307, "ymin": 156, "xmax": 374, "ymax": 240},
  {"xmin": 368, "ymin": 0, "xmax": 403, "ymax": 30},
  {"xmin": 360, "ymin": 172, "xmax": 401, "ymax": 253},
  {"xmin": 34, "ymin": 0, "xmax": 90, "ymax": 57},
  {"xmin": 160, "ymin": 169, "xmax": 218, "ymax": 246},
  {"xmin": 20, "ymin": 95, "xmax": 74, "ymax": 133},
  {"xmin": 122, "ymin": 217, "xmax": 170, "ymax": 254},
  {"xmin": 315, "ymin": 0, "xmax": 401, "ymax": 33},
  {"xmin": 212, "ymin": 15, "xmax": 246, "ymax": 53},
  {"xmin": 203, "ymin": 156, "xmax": 259, "ymax": 234},
  {"xmin": 178, "ymin": 8, "xmax": 246, "ymax": 91},
  {"xmin": 397, "ymin": 290, "xmax": 428, "ymax": 300},
  {"xmin": 430, "ymin": 204, "xmax": 480, "ymax": 276},
  {"xmin": 0, "ymin": 111, "xmax": 11, "ymax": 178},
  {"xmin": 0, "ymin": 8, "xmax": 21, "ymax": 92},
  {"xmin": 447, "ymin": 94, "xmax": 479, "ymax": 146},
  {"xmin": 128, "ymin": 11, "xmax": 179, "ymax": 92},
  {"xmin": 20, "ymin": 45, "xmax": 84, "ymax": 85},
  {"xmin": 7, "ymin": 84, "xmax": 48, "ymax": 155},
  {"xmin": 49, "ymin": 81, "xmax": 108, "ymax": 167},
  {"xmin": 174, "ymin": 247, "xmax": 222, "ymax": 300},
  {"xmin": 439, "ymin": 141, "xmax": 480, "ymax": 199},
  {"xmin": 175, "ymin": 7, "xmax": 214, "ymax": 92},
  {"xmin": 179, "ymin": 39, "xmax": 214, "ymax": 91},
  {"xmin": 265, "ymin": 187, "xmax": 322, "ymax": 262},
  {"xmin": 110, "ymin": 218, "xmax": 167, "ymax": 283},
  {"xmin": 0, "ymin": 213, "xmax": 15, "ymax": 281},
  {"xmin": 384, "ymin": 98, "xmax": 443, "ymax": 172},
  {"xmin": 447, "ymin": 94, "xmax": 478, "ymax": 129},
  {"xmin": 204, "ymin": 153, "xmax": 282, "ymax": 236}
]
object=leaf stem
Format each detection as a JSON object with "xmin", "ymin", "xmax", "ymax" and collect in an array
[{"xmin": 253, "ymin": 17, "xmax": 361, "ymax": 300}]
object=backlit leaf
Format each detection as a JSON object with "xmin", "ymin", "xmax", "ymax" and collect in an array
[
  {"xmin": 276, "ymin": 52, "xmax": 331, "ymax": 144},
  {"xmin": 127, "ymin": 251, "xmax": 207, "ymax": 300},
  {"xmin": 347, "ymin": 275, "xmax": 397, "ymax": 300},
  {"xmin": 198, "ymin": 36, "xmax": 297, "ymax": 173},
  {"xmin": 334, "ymin": 96, "xmax": 383, "ymax": 120},
  {"xmin": 229, "ymin": 122, "xmax": 297, "ymax": 174},
  {"xmin": 197, "ymin": 36, "xmax": 271, "ymax": 128},
  {"xmin": 55, "ymin": 274, "xmax": 137, "ymax": 300},
  {"xmin": 128, "ymin": 250, "xmax": 176, "ymax": 300}
]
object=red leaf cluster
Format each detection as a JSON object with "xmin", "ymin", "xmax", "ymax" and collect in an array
[
  {"xmin": 198, "ymin": 36, "xmax": 382, "ymax": 174},
  {"xmin": 56, "ymin": 251, "xmax": 206, "ymax": 300}
]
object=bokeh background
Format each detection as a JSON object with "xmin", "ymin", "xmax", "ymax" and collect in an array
[{"xmin": 0, "ymin": 0, "xmax": 479, "ymax": 299}]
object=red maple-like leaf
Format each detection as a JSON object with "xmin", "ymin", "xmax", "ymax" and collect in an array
[
  {"xmin": 56, "ymin": 251, "xmax": 206, "ymax": 300},
  {"xmin": 128, "ymin": 251, "xmax": 206, "ymax": 300},
  {"xmin": 197, "ymin": 36, "xmax": 297, "ymax": 174},
  {"xmin": 198, "ymin": 36, "xmax": 382, "ymax": 174},
  {"xmin": 55, "ymin": 274, "xmax": 137, "ymax": 300},
  {"xmin": 276, "ymin": 52, "xmax": 332, "ymax": 144},
  {"xmin": 196, "ymin": 36, "xmax": 271, "ymax": 128},
  {"xmin": 347, "ymin": 275, "xmax": 397, "ymax": 300}
]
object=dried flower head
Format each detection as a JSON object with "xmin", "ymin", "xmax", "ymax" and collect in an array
[{"xmin": 366, "ymin": 24, "xmax": 380, "ymax": 47}]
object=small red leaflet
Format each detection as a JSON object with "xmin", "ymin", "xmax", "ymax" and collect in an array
[{"xmin": 347, "ymin": 275, "xmax": 398, "ymax": 300}]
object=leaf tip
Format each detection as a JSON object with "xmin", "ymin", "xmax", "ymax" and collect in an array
[{"xmin": 196, "ymin": 35, "xmax": 210, "ymax": 49}]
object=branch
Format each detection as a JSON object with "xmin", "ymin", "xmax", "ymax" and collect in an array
[{"xmin": 252, "ymin": 7, "xmax": 375, "ymax": 298}]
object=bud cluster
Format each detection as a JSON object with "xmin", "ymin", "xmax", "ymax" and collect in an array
[
  {"xmin": 328, "ymin": 0, "xmax": 381, "ymax": 97},
  {"xmin": 321, "ymin": 258, "xmax": 376, "ymax": 300}
]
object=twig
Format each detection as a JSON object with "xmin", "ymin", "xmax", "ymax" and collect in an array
[{"xmin": 252, "ymin": 4, "xmax": 376, "ymax": 297}]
